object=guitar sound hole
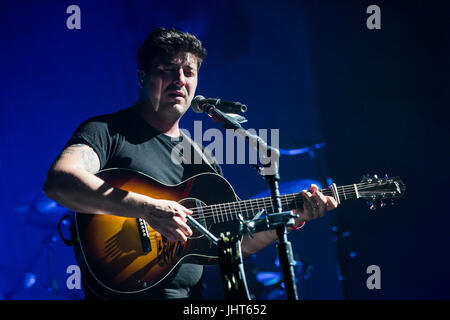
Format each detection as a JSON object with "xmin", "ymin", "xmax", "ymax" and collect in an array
[{"xmin": 179, "ymin": 198, "xmax": 209, "ymax": 240}]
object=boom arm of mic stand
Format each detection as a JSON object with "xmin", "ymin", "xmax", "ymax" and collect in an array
[
  {"xmin": 202, "ymin": 103, "xmax": 244, "ymax": 129},
  {"xmin": 201, "ymin": 103, "xmax": 277, "ymax": 175}
]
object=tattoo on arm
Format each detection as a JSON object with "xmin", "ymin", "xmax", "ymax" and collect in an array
[
  {"xmin": 61, "ymin": 144, "xmax": 100, "ymax": 174},
  {"xmin": 81, "ymin": 147, "xmax": 100, "ymax": 173}
]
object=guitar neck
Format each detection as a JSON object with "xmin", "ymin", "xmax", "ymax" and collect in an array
[{"xmin": 194, "ymin": 183, "xmax": 363, "ymax": 224}]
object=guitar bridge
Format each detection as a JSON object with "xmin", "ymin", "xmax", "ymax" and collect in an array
[{"xmin": 137, "ymin": 218, "xmax": 152, "ymax": 253}]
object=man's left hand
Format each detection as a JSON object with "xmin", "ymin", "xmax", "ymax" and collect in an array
[{"xmin": 292, "ymin": 184, "xmax": 338, "ymax": 224}]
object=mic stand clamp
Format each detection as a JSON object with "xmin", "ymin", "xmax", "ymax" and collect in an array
[{"xmin": 239, "ymin": 210, "xmax": 299, "ymax": 235}]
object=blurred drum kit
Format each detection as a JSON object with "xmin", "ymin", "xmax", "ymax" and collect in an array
[{"xmin": 4, "ymin": 191, "xmax": 81, "ymax": 300}]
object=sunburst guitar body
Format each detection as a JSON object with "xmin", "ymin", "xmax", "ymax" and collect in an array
[{"xmin": 73, "ymin": 168, "xmax": 405, "ymax": 298}]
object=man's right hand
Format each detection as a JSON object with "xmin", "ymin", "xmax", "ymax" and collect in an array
[
  {"xmin": 44, "ymin": 143, "xmax": 194, "ymax": 243},
  {"xmin": 143, "ymin": 199, "xmax": 193, "ymax": 243}
]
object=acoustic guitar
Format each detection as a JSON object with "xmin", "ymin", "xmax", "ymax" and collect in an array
[{"xmin": 72, "ymin": 168, "xmax": 405, "ymax": 297}]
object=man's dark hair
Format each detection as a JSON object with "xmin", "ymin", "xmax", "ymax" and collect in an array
[{"xmin": 137, "ymin": 27, "xmax": 207, "ymax": 73}]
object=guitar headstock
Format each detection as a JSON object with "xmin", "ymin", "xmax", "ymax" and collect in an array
[{"xmin": 359, "ymin": 174, "xmax": 406, "ymax": 210}]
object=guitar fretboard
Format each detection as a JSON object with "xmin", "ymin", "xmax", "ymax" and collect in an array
[{"xmin": 191, "ymin": 183, "xmax": 365, "ymax": 224}]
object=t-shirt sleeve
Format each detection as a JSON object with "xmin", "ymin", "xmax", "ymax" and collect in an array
[{"xmin": 64, "ymin": 117, "xmax": 117, "ymax": 169}]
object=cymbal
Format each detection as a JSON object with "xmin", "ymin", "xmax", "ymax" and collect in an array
[
  {"xmin": 274, "ymin": 256, "xmax": 303, "ymax": 269},
  {"xmin": 251, "ymin": 179, "xmax": 323, "ymax": 199},
  {"xmin": 34, "ymin": 193, "xmax": 68, "ymax": 216},
  {"xmin": 255, "ymin": 271, "xmax": 282, "ymax": 287},
  {"xmin": 279, "ymin": 142, "xmax": 326, "ymax": 156},
  {"xmin": 14, "ymin": 192, "xmax": 68, "ymax": 228}
]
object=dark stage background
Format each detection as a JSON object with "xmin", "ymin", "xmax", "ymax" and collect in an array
[{"xmin": 0, "ymin": 0, "xmax": 448, "ymax": 300}]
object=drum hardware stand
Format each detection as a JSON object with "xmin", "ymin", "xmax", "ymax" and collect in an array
[{"xmin": 4, "ymin": 233, "xmax": 59, "ymax": 299}]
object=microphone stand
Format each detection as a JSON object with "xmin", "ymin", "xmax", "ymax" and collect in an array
[{"xmin": 200, "ymin": 103, "xmax": 299, "ymax": 300}]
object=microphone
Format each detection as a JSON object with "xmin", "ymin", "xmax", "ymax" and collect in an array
[{"xmin": 191, "ymin": 95, "xmax": 247, "ymax": 114}]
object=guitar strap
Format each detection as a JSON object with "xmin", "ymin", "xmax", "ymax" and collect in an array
[{"xmin": 180, "ymin": 131, "xmax": 220, "ymax": 175}]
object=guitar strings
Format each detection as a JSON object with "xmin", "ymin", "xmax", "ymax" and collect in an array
[
  {"xmin": 186, "ymin": 185, "xmax": 376, "ymax": 219},
  {"xmin": 188, "ymin": 183, "xmax": 385, "ymax": 220},
  {"xmin": 186, "ymin": 182, "xmax": 394, "ymax": 223},
  {"xmin": 188, "ymin": 181, "xmax": 385, "ymax": 216}
]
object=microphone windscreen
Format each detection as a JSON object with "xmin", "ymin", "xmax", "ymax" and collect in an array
[{"xmin": 190, "ymin": 95, "xmax": 205, "ymax": 113}]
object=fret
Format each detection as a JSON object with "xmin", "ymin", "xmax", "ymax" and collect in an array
[
  {"xmin": 230, "ymin": 201, "xmax": 236, "ymax": 221},
  {"xmin": 221, "ymin": 203, "xmax": 226, "ymax": 222},
  {"xmin": 211, "ymin": 205, "xmax": 217, "ymax": 224},
  {"xmin": 230, "ymin": 202, "xmax": 235, "ymax": 221},
  {"xmin": 354, "ymin": 184, "xmax": 360, "ymax": 198},
  {"xmin": 256, "ymin": 199, "xmax": 264, "ymax": 214},
  {"xmin": 284, "ymin": 196, "xmax": 289, "ymax": 211},
  {"xmin": 236, "ymin": 202, "xmax": 240, "ymax": 220},
  {"xmin": 342, "ymin": 187, "xmax": 347, "ymax": 200},
  {"xmin": 219, "ymin": 203, "xmax": 225, "ymax": 223},
  {"xmin": 233, "ymin": 201, "xmax": 240, "ymax": 220},
  {"xmin": 213, "ymin": 204, "xmax": 218, "ymax": 222},
  {"xmin": 257, "ymin": 198, "xmax": 265, "ymax": 214},
  {"xmin": 226, "ymin": 202, "xmax": 232, "ymax": 221},
  {"xmin": 230, "ymin": 202, "xmax": 236, "ymax": 221},
  {"xmin": 288, "ymin": 194, "xmax": 297, "ymax": 210},
  {"xmin": 230, "ymin": 201, "xmax": 235, "ymax": 219},
  {"xmin": 244, "ymin": 201, "xmax": 250, "ymax": 219},
  {"xmin": 255, "ymin": 199, "xmax": 263, "ymax": 216},
  {"xmin": 296, "ymin": 194, "xmax": 303, "ymax": 210},
  {"xmin": 331, "ymin": 184, "xmax": 340, "ymax": 204},
  {"xmin": 222, "ymin": 203, "xmax": 228, "ymax": 221},
  {"xmin": 266, "ymin": 197, "xmax": 273, "ymax": 212},
  {"xmin": 243, "ymin": 200, "xmax": 251, "ymax": 219},
  {"xmin": 223, "ymin": 203, "xmax": 228, "ymax": 222},
  {"xmin": 283, "ymin": 194, "xmax": 291, "ymax": 211},
  {"xmin": 246, "ymin": 199, "xmax": 254, "ymax": 218},
  {"xmin": 290, "ymin": 195, "xmax": 296, "ymax": 210},
  {"xmin": 251, "ymin": 200, "xmax": 257, "ymax": 218},
  {"xmin": 216, "ymin": 205, "xmax": 221, "ymax": 222},
  {"xmin": 281, "ymin": 196, "xmax": 287, "ymax": 211}
]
